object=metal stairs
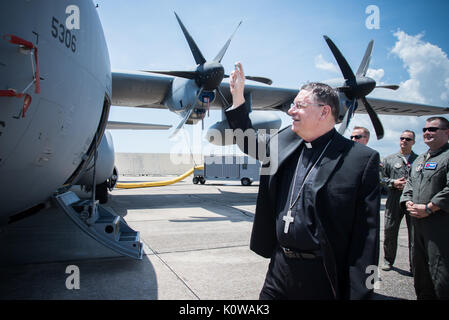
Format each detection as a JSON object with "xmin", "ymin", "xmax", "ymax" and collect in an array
[{"xmin": 54, "ymin": 191, "xmax": 143, "ymax": 259}]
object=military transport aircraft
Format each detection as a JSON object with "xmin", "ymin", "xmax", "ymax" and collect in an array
[{"xmin": 1, "ymin": 0, "xmax": 448, "ymax": 259}]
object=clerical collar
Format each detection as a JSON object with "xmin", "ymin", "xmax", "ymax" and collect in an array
[{"xmin": 303, "ymin": 128, "xmax": 336, "ymax": 149}]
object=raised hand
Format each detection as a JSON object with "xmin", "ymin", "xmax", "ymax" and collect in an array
[{"xmin": 230, "ymin": 61, "xmax": 245, "ymax": 107}]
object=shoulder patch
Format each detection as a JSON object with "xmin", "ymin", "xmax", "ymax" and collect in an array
[{"xmin": 424, "ymin": 162, "xmax": 437, "ymax": 170}]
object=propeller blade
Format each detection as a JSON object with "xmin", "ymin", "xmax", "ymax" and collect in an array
[
  {"xmin": 335, "ymin": 86, "xmax": 351, "ymax": 92},
  {"xmin": 141, "ymin": 70, "xmax": 196, "ymax": 79},
  {"xmin": 338, "ymin": 99, "xmax": 358, "ymax": 135},
  {"xmin": 224, "ymin": 74, "xmax": 273, "ymax": 85},
  {"xmin": 245, "ymin": 76, "xmax": 273, "ymax": 85},
  {"xmin": 323, "ymin": 36, "xmax": 356, "ymax": 83},
  {"xmin": 376, "ymin": 84, "xmax": 400, "ymax": 90},
  {"xmin": 361, "ymin": 97, "xmax": 384, "ymax": 139},
  {"xmin": 216, "ymin": 87, "xmax": 231, "ymax": 109},
  {"xmin": 214, "ymin": 21, "xmax": 242, "ymax": 63},
  {"xmin": 338, "ymin": 111, "xmax": 350, "ymax": 135},
  {"xmin": 174, "ymin": 12, "xmax": 206, "ymax": 65},
  {"xmin": 356, "ymin": 40, "xmax": 374, "ymax": 77},
  {"xmin": 170, "ymin": 107, "xmax": 194, "ymax": 139},
  {"xmin": 170, "ymin": 87, "xmax": 204, "ymax": 138}
]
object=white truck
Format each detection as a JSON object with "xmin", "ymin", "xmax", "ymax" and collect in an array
[{"xmin": 193, "ymin": 156, "xmax": 260, "ymax": 186}]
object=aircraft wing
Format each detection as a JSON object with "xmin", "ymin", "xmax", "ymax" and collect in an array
[
  {"xmin": 111, "ymin": 70, "xmax": 449, "ymax": 116},
  {"xmin": 217, "ymin": 82, "xmax": 297, "ymax": 111},
  {"xmin": 111, "ymin": 70, "xmax": 297, "ymax": 111},
  {"xmin": 360, "ymin": 97, "xmax": 449, "ymax": 116},
  {"xmin": 106, "ymin": 121, "xmax": 172, "ymax": 130},
  {"xmin": 111, "ymin": 70, "xmax": 173, "ymax": 108}
]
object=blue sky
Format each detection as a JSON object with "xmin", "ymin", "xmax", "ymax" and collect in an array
[{"xmin": 96, "ymin": 0, "xmax": 449, "ymax": 158}]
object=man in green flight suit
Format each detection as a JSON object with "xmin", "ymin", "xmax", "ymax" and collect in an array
[
  {"xmin": 401, "ymin": 116, "xmax": 449, "ymax": 300},
  {"xmin": 380, "ymin": 130, "xmax": 418, "ymax": 274}
]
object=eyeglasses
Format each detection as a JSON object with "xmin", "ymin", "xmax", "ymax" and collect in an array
[
  {"xmin": 290, "ymin": 102, "xmax": 326, "ymax": 109},
  {"xmin": 400, "ymin": 137, "xmax": 413, "ymax": 141},
  {"xmin": 350, "ymin": 135, "xmax": 366, "ymax": 140},
  {"xmin": 422, "ymin": 127, "xmax": 447, "ymax": 133}
]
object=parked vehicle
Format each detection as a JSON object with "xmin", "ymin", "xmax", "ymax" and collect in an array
[{"xmin": 193, "ymin": 156, "xmax": 260, "ymax": 186}]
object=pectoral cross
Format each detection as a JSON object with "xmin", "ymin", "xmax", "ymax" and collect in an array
[{"xmin": 282, "ymin": 209, "xmax": 294, "ymax": 234}]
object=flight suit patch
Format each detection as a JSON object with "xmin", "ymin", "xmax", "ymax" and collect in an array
[
  {"xmin": 416, "ymin": 163, "xmax": 424, "ymax": 172},
  {"xmin": 424, "ymin": 162, "xmax": 437, "ymax": 170}
]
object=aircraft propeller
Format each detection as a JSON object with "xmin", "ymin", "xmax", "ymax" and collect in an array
[
  {"xmin": 323, "ymin": 36, "xmax": 399, "ymax": 139},
  {"xmin": 142, "ymin": 12, "xmax": 272, "ymax": 137}
]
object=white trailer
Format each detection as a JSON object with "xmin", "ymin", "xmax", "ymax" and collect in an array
[{"xmin": 193, "ymin": 156, "xmax": 260, "ymax": 186}]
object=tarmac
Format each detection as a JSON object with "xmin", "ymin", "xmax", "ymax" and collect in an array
[{"xmin": 0, "ymin": 175, "xmax": 415, "ymax": 300}]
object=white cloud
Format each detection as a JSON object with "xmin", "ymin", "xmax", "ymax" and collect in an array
[
  {"xmin": 285, "ymin": 31, "xmax": 449, "ymax": 157},
  {"xmin": 346, "ymin": 31, "xmax": 449, "ymax": 156},
  {"xmin": 366, "ymin": 68, "xmax": 384, "ymax": 82},
  {"xmin": 370, "ymin": 30, "xmax": 449, "ymax": 107},
  {"xmin": 314, "ymin": 54, "xmax": 339, "ymax": 73},
  {"xmin": 442, "ymin": 78, "xmax": 449, "ymax": 101},
  {"xmin": 357, "ymin": 30, "xmax": 449, "ymax": 157}
]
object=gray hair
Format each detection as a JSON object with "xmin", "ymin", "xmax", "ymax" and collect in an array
[{"xmin": 300, "ymin": 82, "xmax": 339, "ymax": 121}]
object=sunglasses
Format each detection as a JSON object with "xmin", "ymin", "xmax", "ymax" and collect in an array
[
  {"xmin": 400, "ymin": 137, "xmax": 413, "ymax": 141},
  {"xmin": 422, "ymin": 127, "xmax": 446, "ymax": 133},
  {"xmin": 350, "ymin": 135, "xmax": 366, "ymax": 140}
]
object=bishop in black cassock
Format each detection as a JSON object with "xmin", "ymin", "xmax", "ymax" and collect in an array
[{"xmin": 226, "ymin": 63, "xmax": 380, "ymax": 300}]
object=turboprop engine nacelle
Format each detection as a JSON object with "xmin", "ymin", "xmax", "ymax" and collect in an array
[
  {"xmin": 206, "ymin": 111, "xmax": 282, "ymax": 146},
  {"xmin": 165, "ymin": 77, "xmax": 199, "ymax": 114}
]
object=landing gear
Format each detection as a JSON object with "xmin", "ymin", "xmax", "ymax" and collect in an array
[
  {"xmin": 95, "ymin": 181, "xmax": 109, "ymax": 204},
  {"xmin": 241, "ymin": 178, "xmax": 252, "ymax": 186}
]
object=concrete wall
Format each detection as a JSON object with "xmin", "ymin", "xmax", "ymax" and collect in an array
[{"xmin": 115, "ymin": 153, "xmax": 203, "ymax": 176}]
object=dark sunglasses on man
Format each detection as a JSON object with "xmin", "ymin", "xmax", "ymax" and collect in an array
[
  {"xmin": 400, "ymin": 137, "xmax": 413, "ymax": 141},
  {"xmin": 350, "ymin": 135, "xmax": 365, "ymax": 140},
  {"xmin": 422, "ymin": 127, "xmax": 447, "ymax": 133}
]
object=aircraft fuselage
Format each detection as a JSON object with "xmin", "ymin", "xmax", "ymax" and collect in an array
[{"xmin": 0, "ymin": 0, "xmax": 111, "ymax": 223}]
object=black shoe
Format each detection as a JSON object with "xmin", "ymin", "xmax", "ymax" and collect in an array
[
  {"xmin": 404, "ymin": 270, "xmax": 413, "ymax": 277},
  {"xmin": 381, "ymin": 262, "xmax": 392, "ymax": 271}
]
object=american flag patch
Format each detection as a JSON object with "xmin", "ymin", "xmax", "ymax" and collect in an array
[{"xmin": 424, "ymin": 162, "xmax": 437, "ymax": 170}]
